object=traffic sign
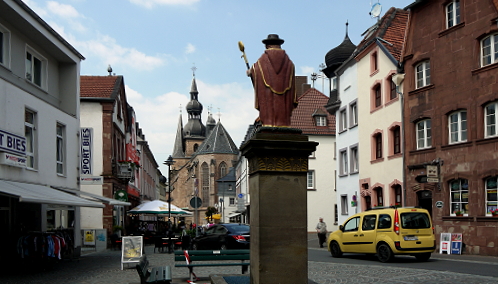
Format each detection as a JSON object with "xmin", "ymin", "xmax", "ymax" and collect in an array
[{"xmin": 190, "ymin": 197, "xmax": 202, "ymax": 208}]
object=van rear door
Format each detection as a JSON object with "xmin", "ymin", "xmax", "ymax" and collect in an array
[{"xmin": 399, "ymin": 211, "xmax": 434, "ymax": 250}]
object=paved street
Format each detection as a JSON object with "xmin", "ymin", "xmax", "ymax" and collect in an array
[{"xmin": 1, "ymin": 234, "xmax": 497, "ymax": 284}]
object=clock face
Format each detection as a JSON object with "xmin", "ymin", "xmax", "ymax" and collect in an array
[{"xmin": 370, "ymin": 2, "xmax": 382, "ymax": 18}]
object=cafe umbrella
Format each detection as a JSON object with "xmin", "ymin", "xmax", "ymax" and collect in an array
[{"xmin": 128, "ymin": 199, "xmax": 192, "ymax": 215}]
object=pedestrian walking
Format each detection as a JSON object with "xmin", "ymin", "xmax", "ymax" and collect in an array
[{"xmin": 316, "ymin": 217, "xmax": 327, "ymax": 248}]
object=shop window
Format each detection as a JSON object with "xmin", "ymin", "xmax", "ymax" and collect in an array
[{"xmin": 449, "ymin": 179, "xmax": 469, "ymax": 215}]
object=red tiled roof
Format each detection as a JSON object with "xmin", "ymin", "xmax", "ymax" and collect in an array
[
  {"xmin": 290, "ymin": 88, "xmax": 336, "ymax": 135},
  {"xmin": 356, "ymin": 7, "xmax": 409, "ymax": 62},
  {"xmin": 80, "ymin": 76, "xmax": 120, "ymax": 98}
]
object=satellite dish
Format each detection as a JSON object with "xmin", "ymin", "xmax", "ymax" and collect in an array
[{"xmin": 370, "ymin": 2, "xmax": 382, "ymax": 18}]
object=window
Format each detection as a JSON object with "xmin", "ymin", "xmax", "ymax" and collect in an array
[
  {"xmin": 415, "ymin": 61, "xmax": 431, "ymax": 88},
  {"xmin": 389, "ymin": 77, "xmax": 397, "ymax": 100},
  {"xmin": 56, "ymin": 123, "xmax": 65, "ymax": 175},
  {"xmin": 334, "ymin": 204, "xmax": 338, "ymax": 224},
  {"xmin": 339, "ymin": 108, "xmax": 347, "ymax": 131},
  {"xmin": 349, "ymin": 101, "xmax": 358, "ymax": 126},
  {"xmin": 229, "ymin": 197, "xmax": 235, "ymax": 206},
  {"xmin": 341, "ymin": 195, "xmax": 349, "ymax": 215},
  {"xmin": 339, "ymin": 150, "xmax": 348, "ymax": 175},
  {"xmin": 331, "ymin": 77, "xmax": 337, "ymax": 90},
  {"xmin": 449, "ymin": 111, "xmax": 467, "ymax": 143},
  {"xmin": 392, "ymin": 126, "xmax": 401, "ymax": 154},
  {"xmin": 378, "ymin": 214, "xmax": 392, "ymax": 229},
  {"xmin": 481, "ymin": 33, "xmax": 498, "ymax": 67},
  {"xmin": 450, "ymin": 179, "xmax": 468, "ymax": 215},
  {"xmin": 0, "ymin": 24, "xmax": 11, "ymax": 66},
  {"xmin": 375, "ymin": 187, "xmax": 384, "ymax": 206},
  {"xmin": 25, "ymin": 47, "xmax": 46, "ymax": 88},
  {"xmin": 374, "ymin": 84, "xmax": 382, "ymax": 108},
  {"xmin": 362, "ymin": 215, "xmax": 377, "ymax": 231},
  {"xmin": 316, "ymin": 116, "xmax": 326, "ymax": 126},
  {"xmin": 485, "ymin": 101, "xmax": 498, "ymax": 138},
  {"xmin": 307, "ymin": 170, "xmax": 315, "ymax": 189},
  {"xmin": 350, "ymin": 146, "xmax": 358, "ymax": 173},
  {"xmin": 416, "ymin": 119, "xmax": 432, "ymax": 149},
  {"xmin": 201, "ymin": 162, "xmax": 209, "ymax": 207},
  {"xmin": 364, "ymin": 195, "xmax": 372, "ymax": 210},
  {"xmin": 374, "ymin": 133, "xmax": 382, "ymax": 159},
  {"xmin": 446, "ymin": 1, "xmax": 460, "ymax": 28},
  {"xmin": 394, "ymin": 185, "xmax": 402, "ymax": 207},
  {"xmin": 485, "ymin": 176, "xmax": 498, "ymax": 215},
  {"xmin": 25, "ymin": 109, "xmax": 36, "ymax": 169},
  {"xmin": 371, "ymin": 52, "xmax": 378, "ymax": 72},
  {"xmin": 219, "ymin": 162, "xmax": 227, "ymax": 178}
]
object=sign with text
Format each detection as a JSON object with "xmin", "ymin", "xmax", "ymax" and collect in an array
[
  {"xmin": 80, "ymin": 128, "xmax": 93, "ymax": 175},
  {"xmin": 0, "ymin": 129, "xmax": 26, "ymax": 156},
  {"xmin": 121, "ymin": 236, "xmax": 143, "ymax": 270},
  {"xmin": 80, "ymin": 176, "xmax": 103, "ymax": 185},
  {"xmin": 0, "ymin": 152, "xmax": 26, "ymax": 167}
]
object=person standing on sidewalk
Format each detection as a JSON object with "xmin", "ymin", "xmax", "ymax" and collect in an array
[{"xmin": 316, "ymin": 217, "xmax": 327, "ymax": 248}]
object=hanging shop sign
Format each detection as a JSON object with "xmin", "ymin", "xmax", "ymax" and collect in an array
[
  {"xmin": 0, "ymin": 128, "xmax": 26, "ymax": 156},
  {"xmin": 80, "ymin": 128, "xmax": 93, "ymax": 175},
  {"xmin": 115, "ymin": 190, "xmax": 129, "ymax": 202}
]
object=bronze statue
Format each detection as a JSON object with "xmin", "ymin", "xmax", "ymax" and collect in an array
[{"xmin": 246, "ymin": 34, "xmax": 297, "ymax": 127}]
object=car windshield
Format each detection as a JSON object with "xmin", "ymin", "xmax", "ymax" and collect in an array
[
  {"xmin": 400, "ymin": 212, "xmax": 431, "ymax": 229},
  {"xmin": 227, "ymin": 225, "xmax": 249, "ymax": 234}
]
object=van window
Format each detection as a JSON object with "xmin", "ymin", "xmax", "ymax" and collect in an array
[
  {"xmin": 378, "ymin": 214, "xmax": 392, "ymax": 229},
  {"xmin": 343, "ymin": 217, "xmax": 359, "ymax": 232},
  {"xmin": 362, "ymin": 215, "xmax": 377, "ymax": 230},
  {"xmin": 401, "ymin": 212, "xmax": 431, "ymax": 229}
]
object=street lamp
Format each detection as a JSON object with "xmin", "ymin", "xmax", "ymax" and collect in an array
[{"xmin": 163, "ymin": 155, "xmax": 175, "ymax": 253}]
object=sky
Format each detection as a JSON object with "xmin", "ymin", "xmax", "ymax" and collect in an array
[{"xmin": 23, "ymin": 0, "xmax": 413, "ymax": 175}]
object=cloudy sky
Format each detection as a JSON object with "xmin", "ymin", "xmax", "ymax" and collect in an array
[{"xmin": 23, "ymin": 0, "xmax": 413, "ymax": 174}]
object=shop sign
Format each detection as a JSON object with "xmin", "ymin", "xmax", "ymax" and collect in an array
[
  {"xmin": 80, "ymin": 176, "xmax": 103, "ymax": 185},
  {"xmin": 0, "ymin": 128, "xmax": 26, "ymax": 156},
  {"xmin": 435, "ymin": 201, "xmax": 444, "ymax": 209},
  {"xmin": 115, "ymin": 190, "xmax": 128, "ymax": 202},
  {"xmin": 84, "ymin": 230, "xmax": 95, "ymax": 245},
  {"xmin": 0, "ymin": 152, "xmax": 26, "ymax": 168},
  {"xmin": 80, "ymin": 128, "xmax": 93, "ymax": 175}
]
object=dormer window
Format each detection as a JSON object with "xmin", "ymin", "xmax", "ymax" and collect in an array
[{"xmin": 316, "ymin": 116, "xmax": 327, "ymax": 126}]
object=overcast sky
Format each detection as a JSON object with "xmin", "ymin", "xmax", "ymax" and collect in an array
[{"xmin": 23, "ymin": 0, "xmax": 414, "ymax": 174}]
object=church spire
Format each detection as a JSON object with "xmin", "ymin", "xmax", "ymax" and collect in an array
[{"xmin": 172, "ymin": 113, "xmax": 185, "ymax": 158}]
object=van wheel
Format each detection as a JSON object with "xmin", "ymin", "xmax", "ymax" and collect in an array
[
  {"xmin": 414, "ymin": 252, "xmax": 431, "ymax": 262},
  {"xmin": 330, "ymin": 241, "xmax": 343, "ymax": 258},
  {"xmin": 377, "ymin": 243, "xmax": 393, "ymax": 263}
]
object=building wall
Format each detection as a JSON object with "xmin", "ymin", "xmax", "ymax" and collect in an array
[
  {"xmin": 403, "ymin": 0, "xmax": 498, "ymax": 255},
  {"xmin": 357, "ymin": 44, "xmax": 403, "ymax": 209},
  {"xmin": 336, "ymin": 61, "xmax": 360, "ymax": 225},
  {"xmin": 307, "ymin": 135, "xmax": 336, "ymax": 232}
]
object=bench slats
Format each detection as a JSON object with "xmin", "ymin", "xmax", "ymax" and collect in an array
[{"xmin": 136, "ymin": 255, "xmax": 171, "ymax": 284}]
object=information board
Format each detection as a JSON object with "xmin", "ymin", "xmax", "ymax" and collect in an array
[{"xmin": 121, "ymin": 236, "xmax": 143, "ymax": 270}]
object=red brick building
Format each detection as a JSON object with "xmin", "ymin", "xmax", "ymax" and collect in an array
[{"xmin": 401, "ymin": 0, "xmax": 498, "ymax": 255}]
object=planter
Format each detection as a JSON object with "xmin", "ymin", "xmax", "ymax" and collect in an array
[
  {"xmin": 456, "ymin": 214, "xmax": 463, "ymax": 217},
  {"xmin": 492, "ymin": 214, "xmax": 498, "ymax": 217}
]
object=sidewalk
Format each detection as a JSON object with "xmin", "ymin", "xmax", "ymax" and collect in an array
[{"xmin": 0, "ymin": 235, "xmax": 497, "ymax": 284}]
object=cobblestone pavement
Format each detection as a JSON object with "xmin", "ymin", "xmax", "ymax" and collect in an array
[{"xmin": 1, "ymin": 235, "xmax": 497, "ymax": 284}]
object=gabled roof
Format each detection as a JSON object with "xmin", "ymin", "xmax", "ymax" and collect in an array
[
  {"xmin": 80, "ymin": 76, "xmax": 123, "ymax": 99},
  {"xmin": 355, "ymin": 7, "xmax": 409, "ymax": 63},
  {"xmin": 194, "ymin": 121, "xmax": 239, "ymax": 156},
  {"xmin": 290, "ymin": 88, "xmax": 336, "ymax": 135}
]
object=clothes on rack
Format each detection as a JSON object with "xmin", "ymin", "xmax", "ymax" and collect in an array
[{"xmin": 16, "ymin": 232, "xmax": 68, "ymax": 260}]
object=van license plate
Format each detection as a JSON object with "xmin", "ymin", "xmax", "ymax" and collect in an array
[{"xmin": 404, "ymin": 236, "xmax": 418, "ymax": 241}]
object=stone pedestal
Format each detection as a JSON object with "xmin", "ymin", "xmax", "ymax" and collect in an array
[{"xmin": 241, "ymin": 129, "xmax": 318, "ymax": 284}]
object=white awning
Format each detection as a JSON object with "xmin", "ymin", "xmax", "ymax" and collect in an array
[
  {"xmin": 54, "ymin": 187, "xmax": 131, "ymax": 206},
  {"xmin": 0, "ymin": 180, "xmax": 104, "ymax": 208},
  {"xmin": 228, "ymin": 212, "xmax": 241, "ymax": 218}
]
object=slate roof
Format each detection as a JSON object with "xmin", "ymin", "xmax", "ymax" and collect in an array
[
  {"xmin": 290, "ymin": 88, "xmax": 336, "ymax": 135},
  {"xmin": 80, "ymin": 76, "xmax": 122, "ymax": 99},
  {"xmin": 172, "ymin": 114, "xmax": 185, "ymax": 159},
  {"xmin": 194, "ymin": 121, "xmax": 239, "ymax": 156},
  {"xmin": 355, "ymin": 7, "xmax": 409, "ymax": 62}
]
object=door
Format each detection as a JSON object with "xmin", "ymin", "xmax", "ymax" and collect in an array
[
  {"xmin": 417, "ymin": 190, "xmax": 433, "ymax": 217},
  {"xmin": 340, "ymin": 217, "xmax": 360, "ymax": 253},
  {"xmin": 358, "ymin": 214, "xmax": 377, "ymax": 253}
]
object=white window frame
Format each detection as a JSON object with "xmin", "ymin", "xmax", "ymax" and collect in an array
[
  {"xmin": 416, "ymin": 119, "xmax": 432, "ymax": 149},
  {"xmin": 341, "ymin": 195, "xmax": 348, "ymax": 215},
  {"xmin": 316, "ymin": 116, "xmax": 326, "ymax": 126},
  {"xmin": 350, "ymin": 146, "xmax": 358, "ymax": 173},
  {"xmin": 449, "ymin": 111, "xmax": 467, "ymax": 144},
  {"xmin": 415, "ymin": 61, "xmax": 431, "ymax": 89},
  {"xmin": 485, "ymin": 176, "xmax": 498, "ymax": 216},
  {"xmin": 446, "ymin": 1, "xmax": 460, "ymax": 28},
  {"xmin": 339, "ymin": 149, "xmax": 348, "ymax": 176},
  {"xmin": 25, "ymin": 46, "xmax": 47, "ymax": 89},
  {"xmin": 349, "ymin": 101, "xmax": 358, "ymax": 127},
  {"xmin": 481, "ymin": 33, "xmax": 498, "ymax": 67},
  {"xmin": 0, "ymin": 23, "xmax": 11, "ymax": 68},
  {"xmin": 25, "ymin": 109, "xmax": 36, "ymax": 169},
  {"xmin": 485, "ymin": 101, "xmax": 498, "ymax": 138},
  {"xmin": 339, "ymin": 108, "xmax": 347, "ymax": 132},
  {"xmin": 229, "ymin": 197, "xmax": 235, "ymax": 206},
  {"xmin": 307, "ymin": 170, "xmax": 315, "ymax": 189},
  {"xmin": 331, "ymin": 77, "xmax": 337, "ymax": 91},
  {"xmin": 56, "ymin": 123, "xmax": 65, "ymax": 175},
  {"xmin": 449, "ymin": 179, "xmax": 468, "ymax": 216}
]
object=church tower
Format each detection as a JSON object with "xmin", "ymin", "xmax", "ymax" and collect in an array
[{"xmin": 183, "ymin": 76, "xmax": 206, "ymax": 157}]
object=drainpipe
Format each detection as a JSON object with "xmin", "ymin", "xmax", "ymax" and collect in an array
[{"xmin": 392, "ymin": 73, "xmax": 406, "ymax": 206}]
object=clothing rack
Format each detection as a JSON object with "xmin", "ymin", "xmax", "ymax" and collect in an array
[{"xmin": 17, "ymin": 231, "xmax": 71, "ymax": 260}]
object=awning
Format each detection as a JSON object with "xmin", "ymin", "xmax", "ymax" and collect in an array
[
  {"xmin": 228, "ymin": 212, "xmax": 241, "ymax": 218},
  {"xmin": 0, "ymin": 180, "xmax": 104, "ymax": 208},
  {"xmin": 53, "ymin": 187, "xmax": 131, "ymax": 206}
]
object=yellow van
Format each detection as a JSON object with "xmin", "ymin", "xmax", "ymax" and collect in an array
[{"xmin": 327, "ymin": 207, "xmax": 436, "ymax": 262}]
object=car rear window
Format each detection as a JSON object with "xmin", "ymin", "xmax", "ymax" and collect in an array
[
  {"xmin": 400, "ymin": 212, "xmax": 431, "ymax": 229},
  {"xmin": 229, "ymin": 225, "xmax": 250, "ymax": 233}
]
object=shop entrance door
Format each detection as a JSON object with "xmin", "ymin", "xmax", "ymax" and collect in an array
[{"xmin": 417, "ymin": 190, "xmax": 433, "ymax": 217}]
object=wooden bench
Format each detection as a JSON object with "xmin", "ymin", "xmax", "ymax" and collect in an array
[
  {"xmin": 174, "ymin": 250, "xmax": 250, "ymax": 281},
  {"xmin": 135, "ymin": 255, "xmax": 172, "ymax": 284}
]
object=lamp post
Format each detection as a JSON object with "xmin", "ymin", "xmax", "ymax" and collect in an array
[{"xmin": 163, "ymin": 155, "xmax": 175, "ymax": 253}]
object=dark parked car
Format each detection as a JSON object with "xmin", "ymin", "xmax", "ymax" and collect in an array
[{"xmin": 191, "ymin": 223, "xmax": 250, "ymax": 250}]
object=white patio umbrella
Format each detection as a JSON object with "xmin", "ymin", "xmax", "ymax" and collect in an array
[{"xmin": 128, "ymin": 199, "xmax": 192, "ymax": 215}]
